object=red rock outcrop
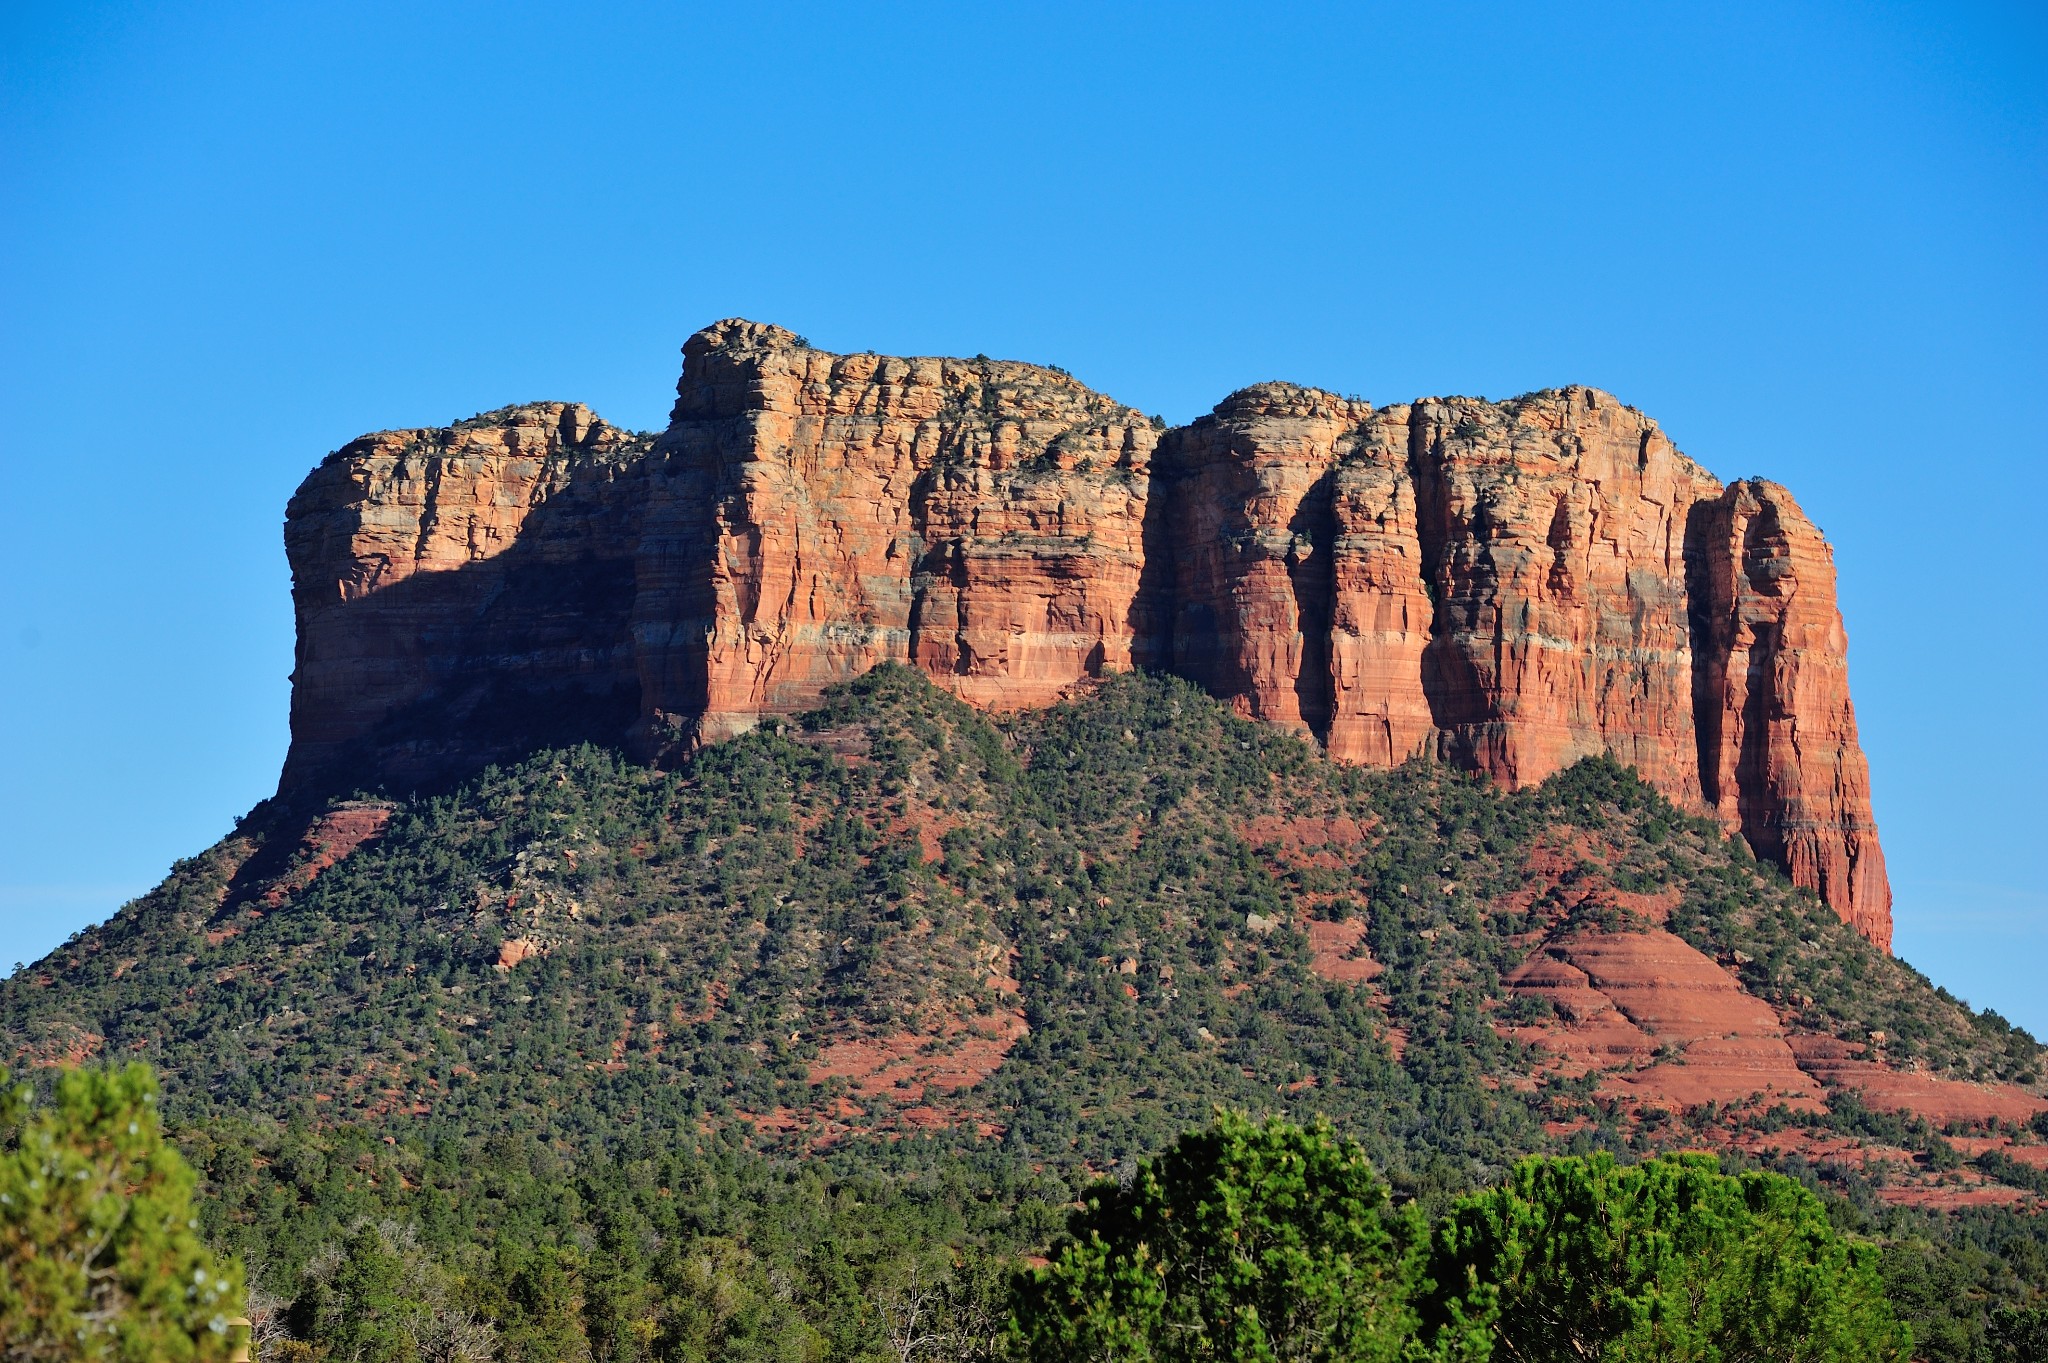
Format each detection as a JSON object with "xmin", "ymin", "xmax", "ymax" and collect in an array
[
  {"xmin": 1145, "ymin": 382, "xmax": 1886, "ymax": 944},
  {"xmin": 279, "ymin": 321, "xmax": 1890, "ymax": 945},
  {"xmin": 1324, "ymin": 409, "xmax": 1438, "ymax": 766},
  {"xmin": 1156, "ymin": 384, "xmax": 1368, "ymax": 738},
  {"xmin": 1505, "ymin": 929, "xmax": 1828, "ymax": 1111},
  {"xmin": 1787, "ymin": 1036, "xmax": 2046, "ymax": 1126},
  {"xmin": 1152, "ymin": 388, "xmax": 1720, "ymax": 783},
  {"xmin": 1504, "ymin": 935, "xmax": 2046, "ymax": 1123},
  {"xmin": 259, "ymin": 802, "xmax": 394, "ymax": 908},
  {"xmin": 630, "ymin": 320, "xmax": 1160, "ymax": 749},
  {"xmin": 283, "ymin": 402, "xmax": 649, "ymax": 790},
  {"xmin": 1686, "ymin": 481, "xmax": 1892, "ymax": 945},
  {"xmin": 1406, "ymin": 390, "xmax": 1721, "ymax": 796}
]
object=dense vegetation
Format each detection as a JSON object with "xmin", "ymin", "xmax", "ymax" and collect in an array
[
  {"xmin": 3, "ymin": 667, "xmax": 2046, "ymax": 1357},
  {"xmin": 1415, "ymin": 1148, "xmax": 1907, "ymax": 1362},
  {"xmin": 1012, "ymin": 1110, "xmax": 1421, "ymax": 1362},
  {"xmin": 0, "ymin": 1063, "xmax": 242, "ymax": 1361},
  {"xmin": 1017, "ymin": 1116, "xmax": 1915, "ymax": 1363},
  {"xmin": 16, "ymin": 1086, "xmax": 2033, "ymax": 1362}
]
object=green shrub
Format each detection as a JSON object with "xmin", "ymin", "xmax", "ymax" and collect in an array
[
  {"xmin": 1417, "ymin": 1153, "xmax": 1909, "ymax": 1363},
  {"xmin": 0, "ymin": 1063, "xmax": 244, "ymax": 1362}
]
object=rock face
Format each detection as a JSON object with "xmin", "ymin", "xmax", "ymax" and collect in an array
[
  {"xmin": 629, "ymin": 320, "xmax": 1160, "ymax": 752},
  {"xmin": 283, "ymin": 402, "xmax": 650, "ymax": 792},
  {"xmin": 1685, "ymin": 481, "xmax": 1892, "ymax": 946},
  {"xmin": 1155, "ymin": 384, "xmax": 1368, "ymax": 739},
  {"xmin": 1402, "ymin": 391, "xmax": 1719, "ymax": 796},
  {"xmin": 281, "ymin": 321, "xmax": 1891, "ymax": 946}
]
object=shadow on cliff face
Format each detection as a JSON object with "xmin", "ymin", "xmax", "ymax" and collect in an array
[
  {"xmin": 279, "ymin": 531, "xmax": 644, "ymax": 810},
  {"xmin": 1284, "ymin": 467, "xmax": 1337, "ymax": 745},
  {"xmin": 1684, "ymin": 495, "xmax": 1727, "ymax": 816},
  {"xmin": 1683, "ymin": 488, "xmax": 1793, "ymax": 869},
  {"xmin": 1129, "ymin": 451, "xmax": 1180, "ymax": 676},
  {"xmin": 1139, "ymin": 424, "xmax": 1338, "ymax": 743},
  {"xmin": 1406, "ymin": 412, "xmax": 1491, "ymax": 755}
]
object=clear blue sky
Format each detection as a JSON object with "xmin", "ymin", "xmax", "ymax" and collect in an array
[{"xmin": 3, "ymin": 2, "xmax": 2043, "ymax": 1028}]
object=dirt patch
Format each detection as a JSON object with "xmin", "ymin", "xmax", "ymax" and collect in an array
[
  {"xmin": 1304, "ymin": 917, "xmax": 1381, "ymax": 984},
  {"xmin": 1240, "ymin": 814, "xmax": 1376, "ymax": 873},
  {"xmin": 809, "ymin": 1007, "xmax": 1030, "ymax": 1102},
  {"xmin": 1240, "ymin": 813, "xmax": 1373, "ymax": 851},
  {"xmin": 13, "ymin": 1029, "xmax": 107, "ymax": 1067},
  {"xmin": 1787, "ymin": 1035, "xmax": 2048, "ymax": 1125},
  {"xmin": 1606, "ymin": 885, "xmax": 1682, "ymax": 924},
  {"xmin": 1947, "ymin": 1135, "xmax": 2048, "ymax": 1172},
  {"xmin": 800, "ymin": 725, "xmax": 871, "ymax": 764},
  {"xmin": 1874, "ymin": 1183, "xmax": 2034, "ymax": 1210}
]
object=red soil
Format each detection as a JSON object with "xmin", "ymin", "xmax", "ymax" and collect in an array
[
  {"xmin": 808, "ymin": 1008, "xmax": 1030, "ymax": 1102},
  {"xmin": 262, "ymin": 803, "xmax": 394, "ymax": 908},
  {"xmin": 1304, "ymin": 917, "xmax": 1382, "ymax": 984},
  {"xmin": 1785, "ymin": 1035, "xmax": 2047, "ymax": 1125}
]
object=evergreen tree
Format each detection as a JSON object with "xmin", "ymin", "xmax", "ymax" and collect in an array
[
  {"xmin": 1417, "ymin": 1152, "xmax": 1910, "ymax": 1363},
  {"xmin": 0, "ymin": 1063, "xmax": 244, "ymax": 1362},
  {"xmin": 1011, "ymin": 1111, "xmax": 1421, "ymax": 1362}
]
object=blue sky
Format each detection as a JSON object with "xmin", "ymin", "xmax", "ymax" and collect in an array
[{"xmin": 3, "ymin": 2, "xmax": 2043, "ymax": 1028}]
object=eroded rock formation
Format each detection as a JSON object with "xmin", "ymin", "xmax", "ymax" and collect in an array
[
  {"xmin": 281, "ymin": 321, "xmax": 1891, "ymax": 946},
  {"xmin": 629, "ymin": 320, "xmax": 1160, "ymax": 751},
  {"xmin": 1686, "ymin": 481, "xmax": 1892, "ymax": 945},
  {"xmin": 283, "ymin": 402, "xmax": 649, "ymax": 791}
]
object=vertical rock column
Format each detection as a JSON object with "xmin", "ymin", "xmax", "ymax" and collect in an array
[
  {"xmin": 1407, "ymin": 388, "xmax": 1721, "ymax": 794},
  {"xmin": 1322, "ymin": 406, "xmax": 1438, "ymax": 766},
  {"xmin": 1686, "ymin": 480, "xmax": 1893, "ymax": 946},
  {"xmin": 1158, "ymin": 385, "xmax": 1371, "ymax": 739},
  {"xmin": 635, "ymin": 323, "xmax": 936, "ymax": 747}
]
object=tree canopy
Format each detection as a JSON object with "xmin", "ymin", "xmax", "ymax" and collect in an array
[
  {"xmin": 1417, "ymin": 1151, "xmax": 1911, "ymax": 1363},
  {"xmin": 1011, "ymin": 1110, "xmax": 1420, "ymax": 1363},
  {"xmin": 0, "ymin": 1062, "xmax": 244, "ymax": 1362}
]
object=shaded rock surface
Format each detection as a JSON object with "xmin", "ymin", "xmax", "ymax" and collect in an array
[
  {"xmin": 282, "ymin": 322, "xmax": 1890, "ymax": 945},
  {"xmin": 283, "ymin": 401, "xmax": 650, "ymax": 792}
]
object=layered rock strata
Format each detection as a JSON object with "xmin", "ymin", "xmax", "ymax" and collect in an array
[
  {"xmin": 281, "ymin": 321, "xmax": 1891, "ymax": 946},
  {"xmin": 629, "ymin": 320, "xmax": 1160, "ymax": 751},
  {"xmin": 1685, "ymin": 482, "xmax": 1891, "ymax": 945},
  {"xmin": 1503, "ymin": 929, "xmax": 1828, "ymax": 1111},
  {"xmin": 282, "ymin": 402, "xmax": 650, "ymax": 792}
]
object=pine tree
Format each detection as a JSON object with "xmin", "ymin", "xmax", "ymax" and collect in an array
[
  {"xmin": 1011, "ymin": 1110, "xmax": 1422, "ymax": 1362},
  {"xmin": 1417, "ymin": 1152, "xmax": 1911, "ymax": 1363},
  {"xmin": 0, "ymin": 1063, "xmax": 244, "ymax": 1361}
]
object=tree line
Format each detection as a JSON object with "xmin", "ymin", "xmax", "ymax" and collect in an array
[{"xmin": 10, "ymin": 1063, "xmax": 2047, "ymax": 1361}]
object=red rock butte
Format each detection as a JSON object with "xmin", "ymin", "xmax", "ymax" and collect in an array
[{"xmin": 282, "ymin": 319, "xmax": 1890, "ymax": 947}]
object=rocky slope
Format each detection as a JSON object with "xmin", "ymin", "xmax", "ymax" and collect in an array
[
  {"xmin": 5, "ymin": 672, "xmax": 2036, "ymax": 1211},
  {"xmin": 282, "ymin": 321, "xmax": 1889, "ymax": 945}
]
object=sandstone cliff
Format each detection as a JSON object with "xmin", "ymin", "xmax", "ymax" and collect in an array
[
  {"xmin": 1687, "ymin": 480, "xmax": 1891, "ymax": 945},
  {"xmin": 283, "ymin": 402, "xmax": 650, "ymax": 792},
  {"xmin": 281, "ymin": 321, "xmax": 1891, "ymax": 946},
  {"xmin": 629, "ymin": 320, "xmax": 1161, "ymax": 752}
]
